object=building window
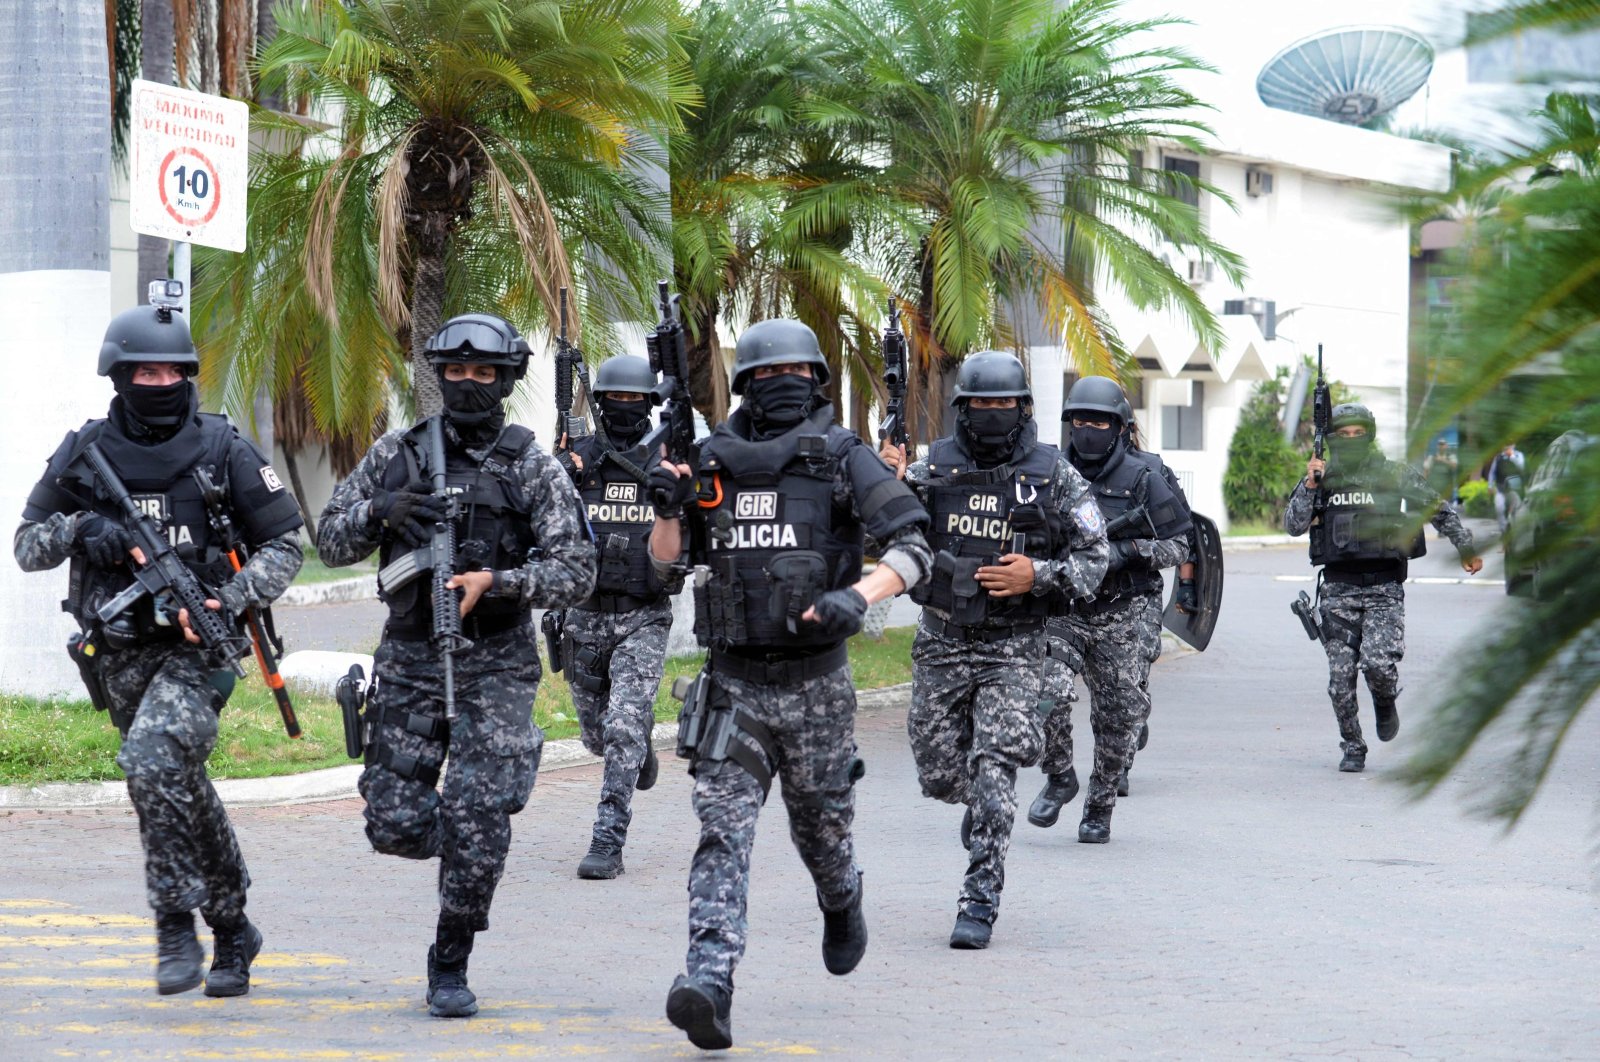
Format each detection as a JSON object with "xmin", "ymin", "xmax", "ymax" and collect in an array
[
  {"xmin": 1161, "ymin": 380, "xmax": 1204, "ymax": 451},
  {"xmin": 1162, "ymin": 156, "xmax": 1201, "ymax": 210}
]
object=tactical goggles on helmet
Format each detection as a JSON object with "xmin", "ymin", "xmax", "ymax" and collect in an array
[{"xmin": 425, "ymin": 320, "xmax": 528, "ymax": 364}]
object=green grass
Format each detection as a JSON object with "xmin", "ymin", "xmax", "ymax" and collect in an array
[
  {"xmin": 1225, "ymin": 519, "xmax": 1283, "ymax": 537},
  {"xmin": 0, "ymin": 628, "xmax": 915, "ymax": 787},
  {"xmin": 292, "ymin": 545, "xmax": 375, "ymax": 586}
]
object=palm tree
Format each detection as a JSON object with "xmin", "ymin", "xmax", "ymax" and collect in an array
[
  {"xmin": 670, "ymin": 0, "xmax": 894, "ymax": 428},
  {"xmin": 196, "ymin": 0, "xmax": 686, "ymax": 446},
  {"xmin": 1398, "ymin": 3, "xmax": 1600, "ymax": 826},
  {"xmin": 808, "ymin": 0, "xmax": 1244, "ymax": 437}
]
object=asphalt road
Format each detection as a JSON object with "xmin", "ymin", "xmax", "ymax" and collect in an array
[{"xmin": 2, "ymin": 534, "xmax": 1596, "ymax": 1059}]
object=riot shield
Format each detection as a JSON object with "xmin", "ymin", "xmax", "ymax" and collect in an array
[{"xmin": 1163, "ymin": 510, "xmax": 1223, "ymax": 651}]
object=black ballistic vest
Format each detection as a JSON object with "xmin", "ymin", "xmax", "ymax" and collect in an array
[
  {"xmin": 572, "ymin": 433, "xmax": 659, "ymax": 602},
  {"xmin": 692, "ymin": 423, "xmax": 862, "ymax": 651},
  {"xmin": 40, "ymin": 414, "xmax": 243, "ymax": 641},
  {"xmin": 1079, "ymin": 444, "xmax": 1190, "ymax": 602},
  {"xmin": 1310, "ymin": 457, "xmax": 1425, "ymax": 570},
  {"xmin": 910, "ymin": 435, "xmax": 1060, "ymax": 626},
  {"xmin": 378, "ymin": 422, "xmax": 539, "ymax": 636}
]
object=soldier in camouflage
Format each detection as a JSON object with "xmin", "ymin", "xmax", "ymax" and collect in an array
[
  {"xmin": 650, "ymin": 319, "xmax": 931, "ymax": 1051},
  {"xmin": 1285, "ymin": 403, "xmax": 1481, "ymax": 771},
  {"xmin": 14, "ymin": 295, "xmax": 303, "ymax": 997},
  {"xmin": 881, "ymin": 352, "xmax": 1108, "ymax": 950},
  {"xmin": 317, "ymin": 314, "xmax": 595, "ymax": 1018},
  {"xmin": 1030, "ymin": 377, "xmax": 1192, "ymax": 844},
  {"xmin": 552, "ymin": 354, "xmax": 681, "ymax": 880}
]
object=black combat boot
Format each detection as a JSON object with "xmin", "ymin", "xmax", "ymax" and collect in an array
[
  {"xmin": 1078, "ymin": 803, "xmax": 1112, "ymax": 844},
  {"xmin": 1374, "ymin": 697, "xmax": 1400, "ymax": 742},
  {"xmin": 959, "ymin": 806, "xmax": 973, "ymax": 850},
  {"xmin": 427, "ymin": 930, "xmax": 478, "ymax": 1018},
  {"xmin": 948, "ymin": 913, "xmax": 992, "ymax": 950},
  {"xmin": 1116, "ymin": 767, "xmax": 1130, "ymax": 797},
  {"xmin": 637, "ymin": 742, "xmax": 660, "ymax": 791},
  {"xmin": 204, "ymin": 919, "xmax": 263, "ymax": 997},
  {"xmin": 819, "ymin": 878, "xmax": 867, "ymax": 976},
  {"xmin": 1339, "ymin": 744, "xmax": 1366, "ymax": 773},
  {"xmin": 666, "ymin": 974, "xmax": 733, "ymax": 1050},
  {"xmin": 155, "ymin": 911, "xmax": 204, "ymax": 995},
  {"xmin": 577, "ymin": 838, "xmax": 625, "ymax": 880},
  {"xmin": 1027, "ymin": 767, "xmax": 1080, "ymax": 828}
]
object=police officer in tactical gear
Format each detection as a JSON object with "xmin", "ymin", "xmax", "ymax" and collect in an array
[
  {"xmin": 553, "ymin": 353, "xmax": 680, "ymax": 880},
  {"xmin": 1028, "ymin": 376, "xmax": 1192, "ymax": 843},
  {"xmin": 649, "ymin": 318, "xmax": 931, "ymax": 1050},
  {"xmin": 1285, "ymin": 403, "xmax": 1480, "ymax": 771},
  {"xmin": 15, "ymin": 287, "xmax": 304, "ymax": 997},
  {"xmin": 316, "ymin": 313, "xmax": 596, "ymax": 1017},
  {"xmin": 881, "ymin": 351, "xmax": 1108, "ymax": 950}
]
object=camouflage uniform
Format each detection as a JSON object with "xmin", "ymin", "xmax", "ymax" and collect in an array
[
  {"xmin": 15, "ymin": 413, "xmax": 302, "ymax": 930},
  {"xmin": 317, "ymin": 421, "xmax": 594, "ymax": 948},
  {"xmin": 905, "ymin": 437, "xmax": 1108, "ymax": 926},
  {"xmin": 566, "ymin": 601, "xmax": 671, "ymax": 849},
  {"xmin": 668, "ymin": 403, "xmax": 932, "ymax": 994},
  {"xmin": 1284, "ymin": 462, "xmax": 1474, "ymax": 756}
]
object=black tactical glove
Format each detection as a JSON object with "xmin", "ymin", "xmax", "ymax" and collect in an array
[
  {"xmin": 1175, "ymin": 577, "xmax": 1198, "ymax": 614},
  {"xmin": 806, "ymin": 588, "xmax": 869, "ymax": 638},
  {"xmin": 75, "ymin": 514, "xmax": 137, "ymax": 568},
  {"xmin": 554, "ymin": 449, "xmax": 581, "ymax": 481},
  {"xmin": 649, "ymin": 463, "xmax": 693, "ymax": 519},
  {"xmin": 369, "ymin": 489, "xmax": 449, "ymax": 548}
]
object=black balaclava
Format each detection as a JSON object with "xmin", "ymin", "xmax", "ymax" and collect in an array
[
  {"xmin": 1326, "ymin": 433, "xmax": 1375, "ymax": 472},
  {"xmin": 1075, "ymin": 419, "xmax": 1126, "ymax": 476},
  {"xmin": 111, "ymin": 367, "xmax": 197, "ymax": 442},
  {"xmin": 598, "ymin": 395, "xmax": 651, "ymax": 444},
  {"xmin": 958, "ymin": 402, "xmax": 1026, "ymax": 466},
  {"xmin": 745, "ymin": 373, "xmax": 820, "ymax": 439},
  {"xmin": 439, "ymin": 366, "xmax": 514, "ymax": 444}
]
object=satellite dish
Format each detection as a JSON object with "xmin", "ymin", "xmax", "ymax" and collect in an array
[{"xmin": 1257, "ymin": 26, "xmax": 1434, "ymax": 125}]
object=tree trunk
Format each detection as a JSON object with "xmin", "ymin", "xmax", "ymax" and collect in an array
[
  {"xmin": 136, "ymin": 0, "xmax": 175, "ymax": 294},
  {"xmin": 0, "ymin": 0, "xmax": 112, "ymax": 694},
  {"xmin": 282, "ymin": 447, "xmax": 317, "ymax": 542},
  {"xmin": 409, "ymin": 215, "xmax": 450, "ymax": 418},
  {"xmin": 686, "ymin": 294, "xmax": 728, "ymax": 426}
]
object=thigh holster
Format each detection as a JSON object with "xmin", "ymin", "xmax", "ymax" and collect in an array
[
  {"xmin": 364, "ymin": 696, "xmax": 450, "ymax": 789},
  {"xmin": 1322, "ymin": 612, "xmax": 1363, "ymax": 652},
  {"xmin": 675, "ymin": 670, "xmax": 778, "ymax": 801},
  {"xmin": 567, "ymin": 636, "xmax": 612, "ymax": 694}
]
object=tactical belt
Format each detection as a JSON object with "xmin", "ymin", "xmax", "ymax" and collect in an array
[
  {"xmin": 709, "ymin": 643, "xmax": 848, "ymax": 685},
  {"xmin": 1324, "ymin": 569, "xmax": 1403, "ymax": 587},
  {"xmin": 922, "ymin": 614, "xmax": 1044, "ymax": 643},
  {"xmin": 384, "ymin": 611, "xmax": 529, "ymax": 642},
  {"xmin": 574, "ymin": 592, "xmax": 659, "ymax": 614}
]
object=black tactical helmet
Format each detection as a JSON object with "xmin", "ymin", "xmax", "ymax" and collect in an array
[
  {"xmin": 1330, "ymin": 402, "xmax": 1376, "ymax": 432},
  {"xmin": 1061, "ymin": 375, "xmax": 1127, "ymax": 422},
  {"xmin": 97, "ymin": 305, "xmax": 199, "ymax": 377},
  {"xmin": 592, "ymin": 354, "xmax": 658, "ymax": 402},
  {"xmin": 950, "ymin": 350, "xmax": 1031, "ymax": 404},
  {"xmin": 425, "ymin": 313, "xmax": 531, "ymax": 380},
  {"xmin": 731, "ymin": 318, "xmax": 830, "ymax": 394}
]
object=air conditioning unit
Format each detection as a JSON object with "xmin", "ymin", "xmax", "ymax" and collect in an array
[
  {"xmin": 1159, "ymin": 243, "xmax": 1214, "ymax": 287},
  {"xmin": 1246, "ymin": 168, "xmax": 1275, "ymax": 198},
  {"xmin": 1186, "ymin": 257, "xmax": 1215, "ymax": 284}
]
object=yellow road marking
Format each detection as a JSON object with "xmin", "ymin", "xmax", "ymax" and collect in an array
[
  {"xmin": 0, "ymin": 934, "xmax": 149, "ymax": 948},
  {"xmin": 180, "ymin": 1051, "xmax": 406, "ymax": 1061},
  {"xmin": 0, "ymin": 899, "xmax": 72, "ymax": 909},
  {"xmin": 0, "ymin": 914, "xmax": 148, "ymax": 928}
]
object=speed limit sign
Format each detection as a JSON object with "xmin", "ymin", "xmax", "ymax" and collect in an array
[{"xmin": 130, "ymin": 80, "xmax": 248, "ymax": 252}]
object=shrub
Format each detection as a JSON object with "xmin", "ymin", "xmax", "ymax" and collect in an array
[
  {"xmin": 1223, "ymin": 375, "xmax": 1303, "ymax": 525},
  {"xmin": 1457, "ymin": 478, "xmax": 1494, "ymax": 518}
]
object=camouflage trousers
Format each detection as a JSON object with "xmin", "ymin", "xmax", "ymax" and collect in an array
[
  {"xmin": 1039, "ymin": 591, "xmax": 1164, "ymax": 810},
  {"xmin": 685, "ymin": 660, "xmax": 861, "ymax": 993},
  {"xmin": 566, "ymin": 600, "xmax": 672, "ymax": 848},
  {"xmin": 1319, "ymin": 580, "xmax": 1405, "ymax": 755},
  {"xmin": 359, "ymin": 625, "xmax": 543, "ymax": 939},
  {"xmin": 908, "ymin": 620, "xmax": 1045, "ymax": 925},
  {"xmin": 104, "ymin": 642, "xmax": 250, "ymax": 926}
]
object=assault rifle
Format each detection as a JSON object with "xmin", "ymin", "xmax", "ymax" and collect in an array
[
  {"xmin": 375, "ymin": 416, "xmax": 472, "ymax": 721},
  {"xmin": 79, "ymin": 443, "xmax": 252, "ymax": 676},
  {"xmin": 554, "ymin": 287, "xmax": 592, "ymax": 445},
  {"xmin": 194, "ymin": 469, "xmax": 302, "ymax": 738},
  {"xmin": 1311, "ymin": 343, "xmax": 1330, "ymax": 486},
  {"xmin": 632, "ymin": 280, "xmax": 696, "ymax": 474},
  {"xmin": 878, "ymin": 298, "xmax": 909, "ymax": 448}
]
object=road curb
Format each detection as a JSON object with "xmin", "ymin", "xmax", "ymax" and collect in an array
[
  {"xmin": 278, "ymin": 575, "xmax": 378, "ymax": 607},
  {"xmin": 0, "ymin": 683, "xmax": 917, "ymax": 812}
]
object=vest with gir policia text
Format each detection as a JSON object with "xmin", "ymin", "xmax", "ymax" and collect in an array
[
  {"xmin": 572, "ymin": 432, "xmax": 660, "ymax": 604},
  {"xmin": 1309, "ymin": 455, "xmax": 1425, "ymax": 575},
  {"xmin": 910, "ymin": 434, "xmax": 1060, "ymax": 627}
]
